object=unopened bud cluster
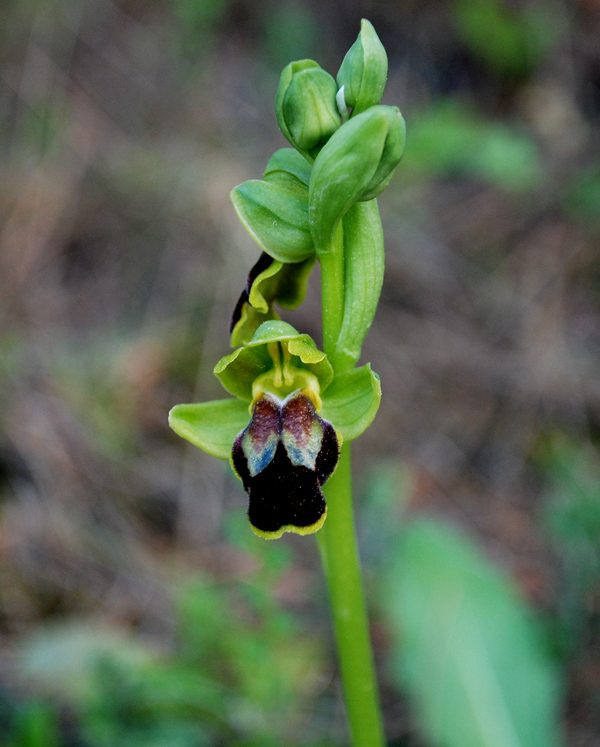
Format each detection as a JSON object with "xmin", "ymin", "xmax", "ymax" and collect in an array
[{"xmin": 275, "ymin": 19, "xmax": 405, "ymax": 207}]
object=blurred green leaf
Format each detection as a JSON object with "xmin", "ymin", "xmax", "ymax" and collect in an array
[
  {"xmin": 8, "ymin": 701, "xmax": 60, "ymax": 747},
  {"xmin": 565, "ymin": 168, "xmax": 600, "ymax": 227},
  {"xmin": 171, "ymin": 0, "xmax": 231, "ymax": 56},
  {"xmin": 540, "ymin": 438, "xmax": 600, "ymax": 655},
  {"xmin": 382, "ymin": 519, "xmax": 564, "ymax": 747},
  {"xmin": 262, "ymin": 2, "xmax": 320, "ymax": 70},
  {"xmin": 19, "ymin": 622, "xmax": 153, "ymax": 701},
  {"xmin": 175, "ymin": 573, "xmax": 324, "ymax": 742},
  {"xmin": 359, "ymin": 461, "xmax": 412, "ymax": 567},
  {"xmin": 451, "ymin": 0, "xmax": 559, "ymax": 79},
  {"xmin": 402, "ymin": 99, "xmax": 541, "ymax": 192}
]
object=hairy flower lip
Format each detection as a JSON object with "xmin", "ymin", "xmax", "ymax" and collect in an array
[{"xmin": 231, "ymin": 390, "xmax": 339, "ymax": 539}]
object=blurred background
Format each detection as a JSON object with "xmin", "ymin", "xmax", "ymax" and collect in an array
[{"xmin": 1, "ymin": 0, "xmax": 600, "ymax": 745}]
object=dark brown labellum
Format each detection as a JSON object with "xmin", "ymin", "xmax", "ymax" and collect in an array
[{"xmin": 231, "ymin": 391, "xmax": 339, "ymax": 538}]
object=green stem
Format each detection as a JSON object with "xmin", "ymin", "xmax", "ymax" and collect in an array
[
  {"xmin": 319, "ymin": 446, "xmax": 385, "ymax": 747},
  {"xmin": 319, "ymin": 221, "xmax": 385, "ymax": 746}
]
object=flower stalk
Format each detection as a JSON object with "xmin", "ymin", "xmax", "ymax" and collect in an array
[
  {"xmin": 318, "ymin": 198, "xmax": 385, "ymax": 747},
  {"xmin": 319, "ymin": 446, "xmax": 386, "ymax": 746}
]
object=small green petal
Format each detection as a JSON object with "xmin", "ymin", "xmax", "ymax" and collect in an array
[
  {"xmin": 231, "ymin": 180, "xmax": 314, "ymax": 263},
  {"xmin": 320, "ymin": 364, "xmax": 381, "ymax": 441},
  {"xmin": 248, "ymin": 258, "xmax": 285, "ymax": 314},
  {"xmin": 168, "ymin": 399, "xmax": 250, "ymax": 459},
  {"xmin": 249, "ymin": 322, "xmax": 334, "ymax": 392},
  {"xmin": 230, "ymin": 254, "xmax": 316, "ymax": 348},
  {"xmin": 287, "ymin": 336, "xmax": 327, "ymax": 365}
]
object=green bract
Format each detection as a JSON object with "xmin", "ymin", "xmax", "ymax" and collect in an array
[
  {"xmin": 169, "ymin": 321, "xmax": 381, "ymax": 460},
  {"xmin": 276, "ymin": 60, "xmax": 341, "ymax": 159},
  {"xmin": 337, "ymin": 19, "xmax": 388, "ymax": 115},
  {"xmin": 308, "ymin": 105, "xmax": 406, "ymax": 252},
  {"xmin": 334, "ymin": 200, "xmax": 385, "ymax": 370},
  {"xmin": 231, "ymin": 179, "xmax": 313, "ymax": 263},
  {"xmin": 264, "ymin": 148, "xmax": 312, "ymax": 186}
]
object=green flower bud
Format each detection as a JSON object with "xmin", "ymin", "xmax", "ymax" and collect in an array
[
  {"xmin": 337, "ymin": 19, "xmax": 388, "ymax": 115},
  {"xmin": 276, "ymin": 60, "xmax": 341, "ymax": 158},
  {"xmin": 360, "ymin": 105, "xmax": 406, "ymax": 200},
  {"xmin": 309, "ymin": 104, "xmax": 406, "ymax": 251}
]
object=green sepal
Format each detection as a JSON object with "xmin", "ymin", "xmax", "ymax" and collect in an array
[
  {"xmin": 231, "ymin": 179, "xmax": 314, "ymax": 263},
  {"xmin": 230, "ymin": 255, "xmax": 315, "ymax": 347},
  {"xmin": 320, "ymin": 364, "xmax": 381, "ymax": 441},
  {"xmin": 216, "ymin": 321, "xmax": 334, "ymax": 401},
  {"xmin": 337, "ymin": 19, "xmax": 388, "ymax": 115},
  {"xmin": 264, "ymin": 148, "xmax": 312, "ymax": 186},
  {"xmin": 334, "ymin": 200, "xmax": 384, "ymax": 369},
  {"xmin": 168, "ymin": 398, "xmax": 250, "ymax": 460},
  {"xmin": 308, "ymin": 105, "xmax": 404, "ymax": 252}
]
